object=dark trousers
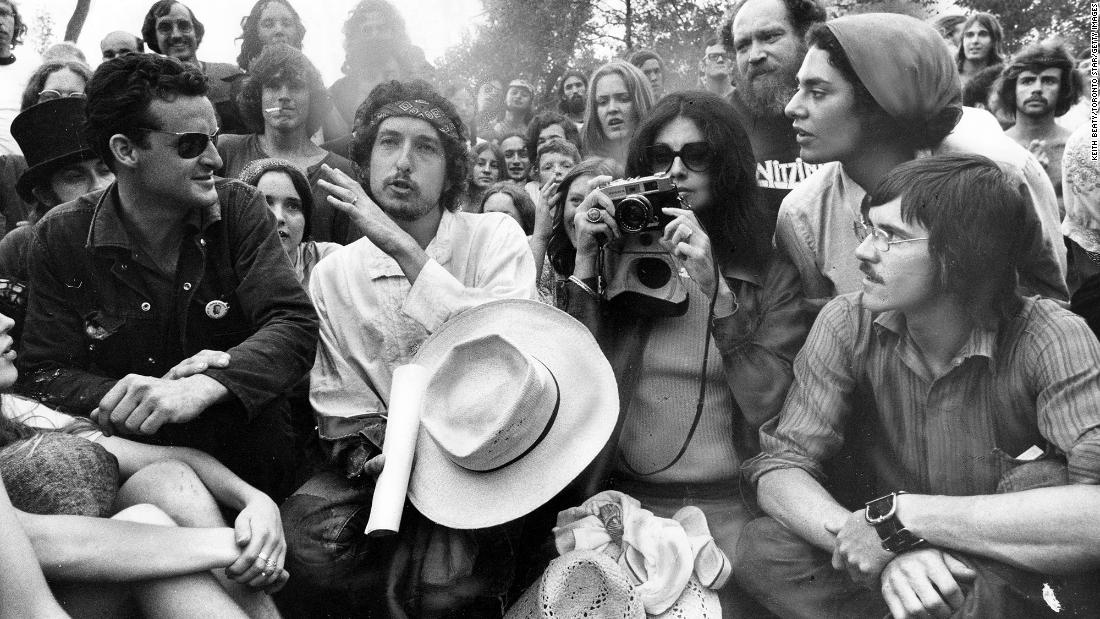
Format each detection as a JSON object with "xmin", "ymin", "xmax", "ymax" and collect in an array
[{"xmin": 733, "ymin": 516, "xmax": 1100, "ymax": 618}]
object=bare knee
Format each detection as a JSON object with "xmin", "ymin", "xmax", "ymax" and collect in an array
[{"xmin": 112, "ymin": 503, "xmax": 178, "ymax": 527}]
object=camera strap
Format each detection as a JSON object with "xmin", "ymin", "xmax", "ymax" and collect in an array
[{"xmin": 619, "ymin": 255, "xmax": 720, "ymax": 477}]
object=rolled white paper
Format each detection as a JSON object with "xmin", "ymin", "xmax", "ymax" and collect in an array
[{"xmin": 365, "ymin": 363, "xmax": 428, "ymax": 536}]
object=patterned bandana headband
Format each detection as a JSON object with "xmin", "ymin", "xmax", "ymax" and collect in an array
[{"xmin": 370, "ymin": 99, "xmax": 461, "ymax": 142}]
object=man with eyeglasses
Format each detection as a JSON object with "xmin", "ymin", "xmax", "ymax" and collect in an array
[
  {"xmin": 16, "ymin": 53, "xmax": 318, "ymax": 503},
  {"xmin": 700, "ymin": 37, "xmax": 734, "ymax": 98},
  {"xmin": 736, "ymin": 154, "xmax": 1100, "ymax": 618},
  {"xmin": 142, "ymin": 0, "xmax": 245, "ymax": 134}
]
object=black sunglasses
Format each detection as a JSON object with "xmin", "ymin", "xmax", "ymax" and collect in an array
[
  {"xmin": 646, "ymin": 142, "xmax": 713, "ymax": 173},
  {"xmin": 139, "ymin": 128, "xmax": 219, "ymax": 159}
]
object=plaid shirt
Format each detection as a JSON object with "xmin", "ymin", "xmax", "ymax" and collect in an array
[{"xmin": 744, "ymin": 293, "xmax": 1100, "ymax": 503}]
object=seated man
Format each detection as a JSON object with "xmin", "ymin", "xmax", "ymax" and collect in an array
[
  {"xmin": 0, "ymin": 97, "xmax": 114, "ymax": 344},
  {"xmin": 777, "ymin": 13, "xmax": 1067, "ymax": 305},
  {"xmin": 280, "ymin": 79, "xmax": 572, "ymax": 616},
  {"xmin": 17, "ymin": 53, "xmax": 318, "ymax": 502},
  {"xmin": 736, "ymin": 154, "xmax": 1100, "ymax": 618}
]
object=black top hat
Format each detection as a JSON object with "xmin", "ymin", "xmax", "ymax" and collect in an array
[{"xmin": 12, "ymin": 97, "xmax": 98, "ymax": 204}]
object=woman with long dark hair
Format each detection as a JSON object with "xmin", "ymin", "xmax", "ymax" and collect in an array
[{"xmin": 563, "ymin": 90, "xmax": 812, "ymax": 614}]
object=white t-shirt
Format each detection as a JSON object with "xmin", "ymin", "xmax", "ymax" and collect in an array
[{"xmin": 0, "ymin": 52, "xmax": 42, "ymax": 156}]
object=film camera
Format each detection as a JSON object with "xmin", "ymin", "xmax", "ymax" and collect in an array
[
  {"xmin": 602, "ymin": 174, "xmax": 681, "ymax": 233},
  {"xmin": 599, "ymin": 174, "xmax": 690, "ymax": 316}
]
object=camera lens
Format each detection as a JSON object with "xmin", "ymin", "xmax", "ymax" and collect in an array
[
  {"xmin": 616, "ymin": 196, "xmax": 652, "ymax": 233},
  {"xmin": 634, "ymin": 257, "xmax": 672, "ymax": 289}
]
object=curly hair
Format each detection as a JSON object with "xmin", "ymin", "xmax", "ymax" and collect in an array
[
  {"xmin": 341, "ymin": 0, "xmax": 410, "ymax": 74},
  {"xmin": 721, "ymin": 0, "xmax": 826, "ymax": 51},
  {"xmin": 581, "ymin": 61, "xmax": 654, "ymax": 159},
  {"xmin": 236, "ymin": 0, "xmax": 305, "ymax": 71},
  {"xmin": 525, "ymin": 111, "xmax": 581, "ymax": 162},
  {"xmin": 141, "ymin": 1, "xmax": 205, "ymax": 54},
  {"xmin": 0, "ymin": 0, "xmax": 27, "ymax": 49},
  {"xmin": 480, "ymin": 181, "xmax": 535, "ymax": 235},
  {"xmin": 237, "ymin": 157, "xmax": 314, "ymax": 240},
  {"xmin": 237, "ymin": 43, "xmax": 329, "ymax": 135},
  {"xmin": 863, "ymin": 154, "xmax": 1026, "ymax": 327},
  {"xmin": 20, "ymin": 60, "xmax": 93, "ymax": 112},
  {"xmin": 998, "ymin": 41, "xmax": 1083, "ymax": 119},
  {"xmin": 350, "ymin": 79, "xmax": 470, "ymax": 213},
  {"xmin": 625, "ymin": 91, "xmax": 773, "ymax": 270},
  {"xmin": 83, "ymin": 53, "xmax": 208, "ymax": 171},
  {"xmin": 955, "ymin": 12, "xmax": 1004, "ymax": 70}
]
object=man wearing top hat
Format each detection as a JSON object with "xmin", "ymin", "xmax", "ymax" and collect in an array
[
  {"xmin": 16, "ymin": 53, "xmax": 317, "ymax": 503},
  {"xmin": 0, "ymin": 97, "xmax": 114, "ymax": 344},
  {"xmin": 279, "ymin": 78, "xmax": 616, "ymax": 616}
]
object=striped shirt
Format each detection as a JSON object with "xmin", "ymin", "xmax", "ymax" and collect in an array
[{"xmin": 743, "ymin": 293, "xmax": 1100, "ymax": 499}]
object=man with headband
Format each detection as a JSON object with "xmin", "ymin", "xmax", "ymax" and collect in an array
[
  {"xmin": 279, "ymin": 79, "xmax": 536, "ymax": 615},
  {"xmin": 774, "ymin": 13, "xmax": 1068, "ymax": 306},
  {"xmin": 737, "ymin": 154, "xmax": 1100, "ymax": 618}
]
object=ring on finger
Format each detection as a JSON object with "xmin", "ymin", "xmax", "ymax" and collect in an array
[
  {"xmin": 266, "ymin": 560, "xmax": 278, "ymax": 572},
  {"xmin": 256, "ymin": 554, "xmax": 269, "ymax": 564},
  {"xmin": 586, "ymin": 207, "xmax": 603, "ymax": 224}
]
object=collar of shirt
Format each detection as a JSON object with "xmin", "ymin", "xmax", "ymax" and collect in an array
[
  {"xmin": 872, "ymin": 308, "xmax": 999, "ymax": 370},
  {"xmin": 85, "ymin": 182, "xmax": 221, "ymax": 252},
  {"xmin": 360, "ymin": 208, "xmax": 454, "ymax": 279}
]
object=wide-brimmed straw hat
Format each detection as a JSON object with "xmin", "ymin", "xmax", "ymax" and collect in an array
[
  {"xmin": 13, "ymin": 97, "xmax": 98, "ymax": 204},
  {"xmin": 407, "ymin": 298, "xmax": 618, "ymax": 529}
]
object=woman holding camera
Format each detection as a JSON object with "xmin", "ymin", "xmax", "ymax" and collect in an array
[{"xmin": 564, "ymin": 91, "xmax": 813, "ymax": 614}]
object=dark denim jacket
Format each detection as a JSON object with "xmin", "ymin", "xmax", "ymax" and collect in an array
[{"xmin": 17, "ymin": 180, "xmax": 318, "ymax": 419}]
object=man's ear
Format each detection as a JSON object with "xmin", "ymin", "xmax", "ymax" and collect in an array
[{"xmin": 108, "ymin": 133, "xmax": 140, "ymax": 170}]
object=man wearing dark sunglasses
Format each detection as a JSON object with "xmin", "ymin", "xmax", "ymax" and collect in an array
[{"xmin": 17, "ymin": 53, "xmax": 318, "ymax": 503}]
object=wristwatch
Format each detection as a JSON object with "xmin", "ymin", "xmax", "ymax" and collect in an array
[{"xmin": 864, "ymin": 491, "xmax": 927, "ymax": 553}]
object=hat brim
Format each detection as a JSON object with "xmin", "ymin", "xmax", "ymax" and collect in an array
[
  {"xmin": 16, "ymin": 149, "xmax": 99, "ymax": 205},
  {"xmin": 408, "ymin": 299, "xmax": 618, "ymax": 530}
]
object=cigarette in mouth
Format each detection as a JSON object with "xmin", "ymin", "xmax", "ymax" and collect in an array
[{"xmin": 264, "ymin": 107, "xmax": 282, "ymax": 113}]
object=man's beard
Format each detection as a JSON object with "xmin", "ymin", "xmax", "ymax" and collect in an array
[
  {"xmin": 734, "ymin": 62, "xmax": 799, "ymax": 121},
  {"xmin": 561, "ymin": 94, "xmax": 585, "ymax": 115}
]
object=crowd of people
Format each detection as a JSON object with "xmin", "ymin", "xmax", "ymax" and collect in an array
[{"xmin": 0, "ymin": 0, "xmax": 1097, "ymax": 617}]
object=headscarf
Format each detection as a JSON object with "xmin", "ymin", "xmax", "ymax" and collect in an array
[
  {"xmin": 827, "ymin": 13, "xmax": 963, "ymax": 132},
  {"xmin": 1061, "ymin": 125, "xmax": 1100, "ymax": 252}
]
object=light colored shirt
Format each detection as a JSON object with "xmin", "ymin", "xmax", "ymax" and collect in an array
[
  {"xmin": 775, "ymin": 107, "xmax": 1069, "ymax": 304},
  {"xmin": 744, "ymin": 293, "xmax": 1100, "ymax": 496},
  {"xmin": 0, "ymin": 53, "xmax": 40, "ymax": 156},
  {"xmin": 309, "ymin": 209, "xmax": 536, "ymax": 421}
]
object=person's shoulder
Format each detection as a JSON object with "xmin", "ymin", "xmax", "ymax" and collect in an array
[
  {"xmin": 936, "ymin": 107, "xmax": 1030, "ymax": 170},
  {"xmin": 456, "ymin": 210, "xmax": 525, "ymax": 240},
  {"xmin": 204, "ymin": 61, "xmax": 243, "ymax": 79},
  {"xmin": 778, "ymin": 161, "xmax": 844, "ymax": 216},
  {"xmin": 36, "ymin": 190, "xmax": 101, "ymax": 229},
  {"xmin": 321, "ymin": 150, "xmax": 355, "ymax": 174},
  {"xmin": 1015, "ymin": 296, "xmax": 1094, "ymax": 340}
]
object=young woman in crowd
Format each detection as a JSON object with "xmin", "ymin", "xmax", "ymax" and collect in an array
[
  {"xmin": 238, "ymin": 158, "xmax": 340, "ymax": 291},
  {"xmin": 480, "ymin": 181, "xmax": 535, "ymax": 235},
  {"xmin": 956, "ymin": 12, "xmax": 1004, "ymax": 87},
  {"xmin": 563, "ymin": 91, "xmax": 812, "ymax": 614},
  {"xmin": 236, "ymin": 0, "xmax": 306, "ymax": 72},
  {"xmin": 464, "ymin": 141, "xmax": 505, "ymax": 212},
  {"xmin": 19, "ymin": 60, "xmax": 92, "ymax": 112},
  {"xmin": 219, "ymin": 43, "xmax": 359, "ymax": 244},
  {"xmin": 545, "ymin": 157, "xmax": 618, "ymax": 304},
  {"xmin": 580, "ymin": 60, "xmax": 654, "ymax": 170},
  {"xmin": 0, "ymin": 310, "xmax": 286, "ymax": 616},
  {"xmin": 776, "ymin": 13, "xmax": 1066, "ymax": 304}
]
